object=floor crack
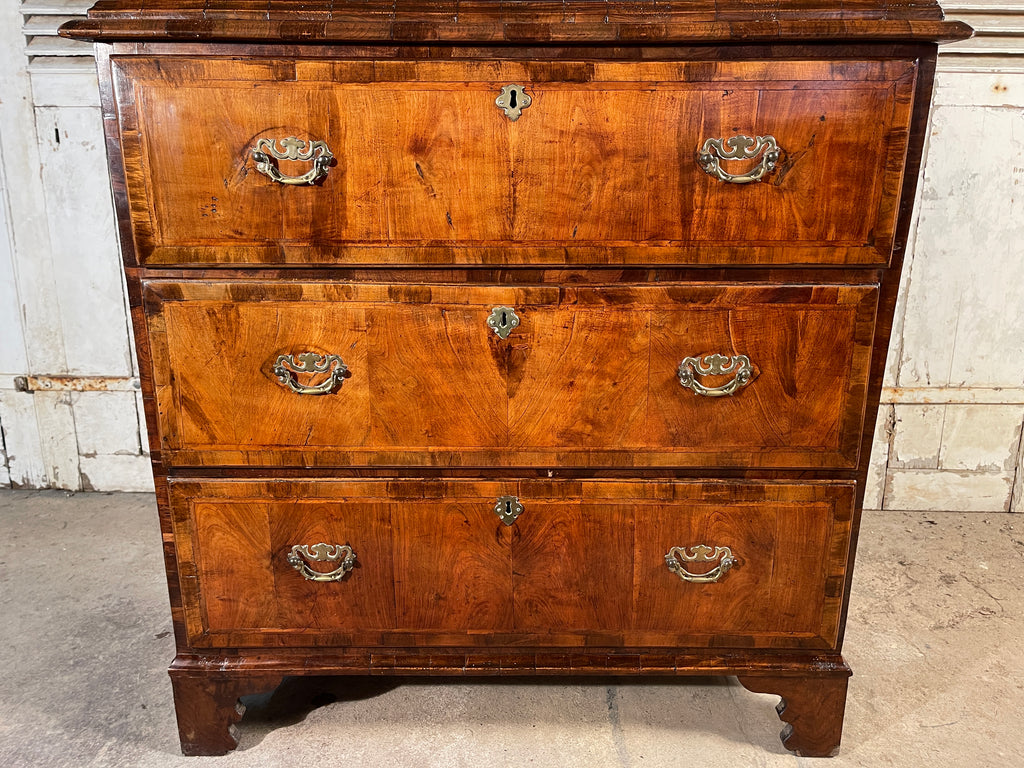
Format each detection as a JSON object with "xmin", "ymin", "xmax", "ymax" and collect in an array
[{"xmin": 605, "ymin": 686, "xmax": 631, "ymax": 768}]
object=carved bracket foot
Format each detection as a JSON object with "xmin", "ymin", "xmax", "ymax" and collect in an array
[
  {"xmin": 737, "ymin": 672, "xmax": 850, "ymax": 757},
  {"xmin": 169, "ymin": 669, "xmax": 284, "ymax": 756}
]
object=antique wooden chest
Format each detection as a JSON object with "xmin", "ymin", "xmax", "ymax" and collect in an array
[{"xmin": 62, "ymin": 1, "xmax": 970, "ymax": 756}]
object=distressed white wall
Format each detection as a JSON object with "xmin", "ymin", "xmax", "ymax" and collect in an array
[
  {"xmin": 862, "ymin": 59, "xmax": 1024, "ymax": 513},
  {"xmin": 0, "ymin": 0, "xmax": 151, "ymax": 491},
  {"xmin": 0, "ymin": 1, "xmax": 1022, "ymax": 508}
]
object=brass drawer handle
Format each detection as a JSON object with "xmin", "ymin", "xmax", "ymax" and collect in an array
[
  {"xmin": 698, "ymin": 135, "xmax": 780, "ymax": 184},
  {"xmin": 677, "ymin": 353, "xmax": 753, "ymax": 397},
  {"xmin": 287, "ymin": 543, "xmax": 356, "ymax": 582},
  {"xmin": 665, "ymin": 545, "xmax": 737, "ymax": 584},
  {"xmin": 487, "ymin": 306, "xmax": 520, "ymax": 339},
  {"xmin": 252, "ymin": 136, "xmax": 333, "ymax": 185},
  {"xmin": 495, "ymin": 84, "xmax": 532, "ymax": 121},
  {"xmin": 273, "ymin": 353, "xmax": 348, "ymax": 395}
]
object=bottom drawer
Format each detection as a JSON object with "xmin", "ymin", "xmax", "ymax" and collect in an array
[{"xmin": 168, "ymin": 479, "xmax": 854, "ymax": 650}]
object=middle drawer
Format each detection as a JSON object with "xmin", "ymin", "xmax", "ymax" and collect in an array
[{"xmin": 145, "ymin": 281, "xmax": 877, "ymax": 469}]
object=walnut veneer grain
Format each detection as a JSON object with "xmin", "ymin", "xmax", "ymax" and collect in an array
[
  {"xmin": 113, "ymin": 58, "xmax": 914, "ymax": 266},
  {"xmin": 144, "ymin": 281, "xmax": 876, "ymax": 468},
  {"xmin": 70, "ymin": 0, "xmax": 969, "ymax": 756}
]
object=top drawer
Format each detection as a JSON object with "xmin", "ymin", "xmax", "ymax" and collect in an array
[{"xmin": 113, "ymin": 57, "xmax": 916, "ymax": 267}]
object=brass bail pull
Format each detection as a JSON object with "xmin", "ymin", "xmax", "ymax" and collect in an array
[
  {"xmin": 665, "ymin": 545, "xmax": 737, "ymax": 584},
  {"xmin": 677, "ymin": 353, "xmax": 754, "ymax": 397},
  {"xmin": 287, "ymin": 543, "xmax": 357, "ymax": 582},
  {"xmin": 698, "ymin": 135, "xmax": 780, "ymax": 184},
  {"xmin": 273, "ymin": 352, "xmax": 348, "ymax": 395},
  {"xmin": 252, "ymin": 136, "xmax": 333, "ymax": 185}
]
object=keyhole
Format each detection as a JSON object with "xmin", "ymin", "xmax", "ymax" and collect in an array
[
  {"xmin": 509, "ymin": 88, "xmax": 518, "ymax": 109},
  {"xmin": 505, "ymin": 500, "xmax": 512, "ymax": 516},
  {"xmin": 500, "ymin": 310, "xmax": 508, "ymax": 327}
]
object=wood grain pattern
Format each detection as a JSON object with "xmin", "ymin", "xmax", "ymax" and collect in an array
[
  {"xmin": 506, "ymin": 306, "xmax": 650, "ymax": 450},
  {"xmin": 112, "ymin": 57, "xmax": 916, "ymax": 266},
  {"xmin": 146, "ymin": 281, "xmax": 877, "ymax": 469},
  {"xmin": 269, "ymin": 500, "xmax": 397, "ymax": 631},
  {"xmin": 60, "ymin": 1, "xmax": 972, "ymax": 45},
  {"xmin": 168, "ymin": 648, "xmax": 852, "ymax": 677},
  {"xmin": 512, "ymin": 500, "xmax": 634, "ymax": 632},
  {"xmin": 632, "ymin": 497, "xmax": 833, "ymax": 636},
  {"xmin": 169, "ymin": 670, "xmax": 283, "ymax": 756},
  {"xmin": 738, "ymin": 673, "xmax": 851, "ymax": 757},
  {"xmin": 167, "ymin": 478, "xmax": 854, "ymax": 649},
  {"xmin": 77, "ymin": 7, "xmax": 962, "ymax": 754},
  {"xmin": 190, "ymin": 501, "xmax": 276, "ymax": 632},
  {"xmin": 392, "ymin": 497, "xmax": 514, "ymax": 631}
]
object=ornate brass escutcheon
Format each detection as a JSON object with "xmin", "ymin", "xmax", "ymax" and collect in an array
[
  {"xmin": 487, "ymin": 306, "xmax": 520, "ymax": 339},
  {"xmin": 287, "ymin": 543, "xmax": 357, "ymax": 582},
  {"xmin": 677, "ymin": 353, "xmax": 754, "ymax": 397},
  {"xmin": 664, "ymin": 545, "xmax": 737, "ymax": 584},
  {"xmin": 273, "ymin": 352, "xmax": 348, "ymax": 395},
  {"xmin": 698, "ymin": 134, "xmax": 780, "ymax": 184},
  {"xmin": 252, "ymin": 136, "xmax": 333, "ymax": 185},
  {"xmin": 494, "ymin": 84, "xmax": 532, "ymax": 121},
  {"xmin": 494, "ymin": 496, "xmax": 524, "ymax": 526}
]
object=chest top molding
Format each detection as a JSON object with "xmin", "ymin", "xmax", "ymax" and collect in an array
[{"xmin": 61, "ymin": 0, "xmax": 972, "ymax": 45}]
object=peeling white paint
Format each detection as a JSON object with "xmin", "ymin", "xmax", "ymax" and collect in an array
[
  {"xmin": 884, "ymin": 469, "xmax": 1014, "ymax": 513},
  {"xmin": 79, "ymin": 454, "xmax": 155, "ymax": 492},
  {"xmin": 901, "ymin": 100, "xmax": 1024, "ymax": 389},
  {"xmin": 938, "ymin": 405, "xmax": 1024, "ymax": 472},
  {"xmin": 890, "ymin": 405, "xmax": 945, "ymax": 470},
  {"xmin": 864, "ymin": 406, "xmax": 894, "ymax": 510}
]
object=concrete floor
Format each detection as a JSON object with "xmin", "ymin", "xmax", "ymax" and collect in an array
[{"xmin": 0, "ymin": 491, "xmax": 1022, "ymax": 767}]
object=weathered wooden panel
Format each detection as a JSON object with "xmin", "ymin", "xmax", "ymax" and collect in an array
[
  {"xmin": 890, "ymin": 404, "xmax": 945, "ymax": 469},
  {"xmin": 899, "ymin": 88, "xmax": 1024, "ymax": 389},
  {"xmin": 885, "ymin": 468, "xmax": 1014, "ymax": 512},
  {"xmin": 36, "ymin": 106, "xmax": 131, "ymax": 376},
  {"xmin": 72, "ymin": 391, "xmax": 141, "ymax": 456},
  {"xmin": 0, "ymin": 2, "xmax": 65, "ymax": 378},
  {"xmin": 867, "ymin": 70, "xmax": 1024, "ymax": 512},
  {"xmin": 34, "ymin": 389, "xmax": 81, "ymax": 490},
  {"xmin": 78, "ymin": 453, "xmax": 154, "ymax": 491},
  {"xmin": 0, "ymin": 391, "xmax": 47, "ymax": 488},
  {"xmin": 939, "ymin": 405, "xmax": 1024, "ymax": 472},
  {"xmin": 0, "ymin": 179, "xmax": 28, "ymax": 377}
]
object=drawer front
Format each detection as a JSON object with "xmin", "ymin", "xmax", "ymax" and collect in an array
[
  {"xmin": 169, "ymin": 479, "xmax": 854, "ymax": 650},
  {"xmin": 115, "ymin": 57, "xmax": 915, "ymax": 266},
  {"xmin": 146, "ymin": 281, "xmax": 877, "ymax": 469}
]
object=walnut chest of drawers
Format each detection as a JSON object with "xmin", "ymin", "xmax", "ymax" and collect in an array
[{"xmin": 63, "ymin": 1, "xmax": 970, "ymax": 757}]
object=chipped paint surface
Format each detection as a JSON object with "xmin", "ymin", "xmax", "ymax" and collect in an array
[
  {"xmin": 14, "ymin": 376, "xmax": 141, "ymax": 393},
  {"xmin": 885, "ymin": 470, "xmax": 1014, "ymax": 513},
  {"xmin": 890, "ymin": 405, "xmax": 945, "ymax": 470},
  {"xmin": 877, "ymin": 69, "xmax": 1024, "ymax": 511},
  {"xmin": 899, "ymin": 100, "xmax": 1024, "ymax": 389}
]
